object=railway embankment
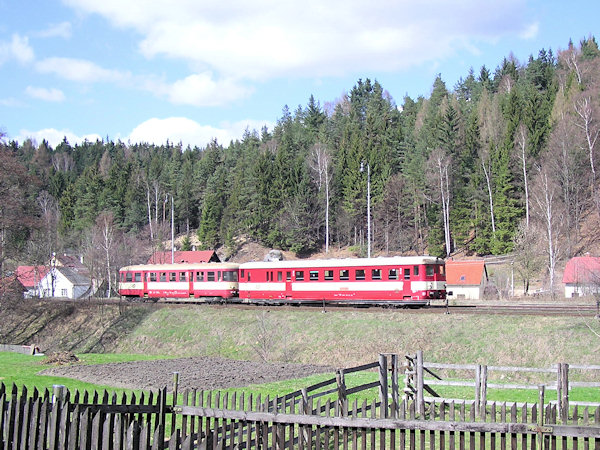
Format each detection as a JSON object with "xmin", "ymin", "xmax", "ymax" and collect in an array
[{"xmin": 1, "ymin": 295, "xmax": 599, "ymax": 371}]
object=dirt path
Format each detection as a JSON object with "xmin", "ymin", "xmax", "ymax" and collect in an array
[{"xmin": 40, "ymin": 356, "xmax": 333, "ymax": 392}]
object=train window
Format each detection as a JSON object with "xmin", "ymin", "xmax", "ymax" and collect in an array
[
  {"xmin": 160, "ymin": 272, "xmax": 167, "ymax": 282},
  {"xmin": 340, "ymin": 269, "xmax": 349, "ymax": 280},
  {"xmin": 125, "ymin": 272, "xmax": 132, "ymax": 282},
  {"xmin": 247, "ymin": 272, "xmax": 251, "ymax": 282},
  {"xmin": 295, "ymin": 271, "xmax": 304, "ymax": 281},
  {"xmin": 355, "ymin": 269, "xmax": 365, "ymax": 280},
  {"xmin": 404, "ymin": 268, "xmax": 410, "ymax": 280},
  {"xmin": 169, "ymin": 272, "xmax": 177, "ymax": 282},
  {"xmin": 414, "ymin": 266, "xmax": 419, "ymax": 276},
  {"xmin": 240, "ymin": 269, "xmax": 245, "ymax": 279},
  {"xmin": 267, "ymin": 272, "xmax": 270, "ymax": 282},
  {"xmin": 371, "ymin": 269, "xmax": 381, "ymax": 280},
  {"xmin": 196, "ymin": 271, "xmax": 204, "ymax": 282},
  {"xmin": 309, "ymin": 271, "xmax": 319, "ymax": 281},
  {"xmin": 439, "ymin": 265, "xmax": 445, "ymax": 276},
  {"xmin": 324, "ymin": 270, "xmax": 334, "ymax": 280},
  {"xmin": 134, "ymin": 273, "xmax": 142, "ymax": 282},
  {"xmin": 223, "ymin": 271, "xmax": 238, "ymax": 282},
  {"xmin": 426, "ymin": 266, "xmax": 434, "ymax": 276},
  {"xmin": 180, "ymin": 272, "xmax": 186, "ymax": 282},
  {"xmin": 149, "ymin": 272, "xmax": 157, "ymax": 282},
  {"xmin": 388, "ymin": 269, "xmax": 397, "ymax": 280},
  {"xmin": 218, "ymin": 271, "xmax": 222, "ymax": 281},
  {"xmin": 277, "ymin": 271, "xmax": 282, "ymax": 282},
  {"xmin": 207, "ymin": 272, "xmax": 215, "ymax": 282},
  {"xmin": 286, "ymin": 271, "xmax": 291, "ymax": 281}
]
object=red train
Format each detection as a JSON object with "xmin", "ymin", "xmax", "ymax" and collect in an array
[{"xmin": 118, "ymin": 256, "xmax": 446, "ymax": 306}]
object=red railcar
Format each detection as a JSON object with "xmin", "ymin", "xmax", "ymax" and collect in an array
[
  {"xmin": 238, "ymin": 256, "xmax": 446, "ymax": 306},
  {"xmin": 118, "ymin": 263, "xmax": 239, "ymax": 300}
]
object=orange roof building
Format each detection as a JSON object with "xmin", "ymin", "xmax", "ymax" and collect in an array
[{"xmin": 446, "ymin": 260, "xmax": 488, "ymax": 300}]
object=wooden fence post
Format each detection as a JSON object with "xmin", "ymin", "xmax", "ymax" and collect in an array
[
  {"xmin": 336, "ymin": 369, "xmax": 347, "ymax": 417},
  {"xmin": 475, "ymin": 365, "xmax": 481, "ymax": 416},
  {"xmin": 172, "ymin": 371, "xmax": 179, "ymax": 443},
  {"xmin": 480, "ymin": 365, "xmax": 488, "ymax": 419},
  {"xmin": 49, "ymin": 385, "xmax": 64, "ymax": 450},
  {"xmin": 391, "ymin": 354, "xmax": 399, "ymax": 419},
  {"xmin": 379, "ymin": 354, "xmax": 389, "ymax": 419},
  {"xmin": 557, "ymin": 363, "xmax": 569, "ymax": 422},
  {"xmin": 416, "ymin": 350, "xmax": 425, "ymax": 418},
  {"xmin": 538, "ymin": 385, "xmax": 545, "ymax": 450}
]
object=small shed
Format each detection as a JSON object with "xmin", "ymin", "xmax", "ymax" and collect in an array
[
  {"xmin": 16, "ymin": 266, "xmax": 49, "ymax": 298},
  {"xmin": 148, "ymin": 250, "xmax": 220, "ymax": 264},
  {"xmin": 562, "ymin": 255, "xmax": 600, "ymax": 298},
  {"xmin": 446, "ymin": 260, "xmax": 488, "ymax": 300},
  {"xmin": 38, "ymin": 267, "xmax": 92, "ymax": 299}
]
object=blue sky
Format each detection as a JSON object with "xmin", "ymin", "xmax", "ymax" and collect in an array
[{"xmin": 0, "ymin": 0, "xmax": 598, "ymax": 149}]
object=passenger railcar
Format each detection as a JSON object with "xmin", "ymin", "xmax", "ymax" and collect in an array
[
  {"xmin": 238, "ymin": 256, "xmax": 446, "ymax": 306},
  {"xmin": 118, "ymin": 263, "xmax": 239, "ymax": 300}
]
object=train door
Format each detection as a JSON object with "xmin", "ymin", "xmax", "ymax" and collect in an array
[{"xmin": 285, "ymin": 271, "xmax": 292, "ymax": 298}]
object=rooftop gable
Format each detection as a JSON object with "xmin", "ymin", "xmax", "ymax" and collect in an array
[
  {"xmin": 446, "ymin": 260, "xmax": 487, "ymax": 286},
  {"xmin": 16, "ymin": 266, "xmax": 49, "ymax": 288},
  {"xmin": 562, "ymin": 256, "xmax": 600, "ymax": 284},
  {"xmin": 148, "ymin": 250, "xmax": 220, "ymax": 264}
]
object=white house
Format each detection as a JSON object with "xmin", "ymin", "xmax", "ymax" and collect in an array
[
  {"xmin": 563, "ymin": 255, "xmax": 600, "ymax": 298},
  {"xmin": 446, "ymin": 260, "xmax": 488, "ymax": 300},
  {"xmin": 39, "ymin": 267, "xmax": 92, "ymax": 299}
]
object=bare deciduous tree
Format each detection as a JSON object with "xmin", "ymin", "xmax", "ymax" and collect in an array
[
  {"xmin": 308, "ymin": 142, "xmax": 333, "ymax": 252},
  {"xmin": 426, "ymin": 149, "xmax": 452, "ymax": 256},
  {"xmin": 531, "ymin": 162, "xmax": 565, "ymax": 295}
]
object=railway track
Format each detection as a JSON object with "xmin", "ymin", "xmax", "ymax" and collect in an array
[{"xmin": 36, "ymin": 297, "xmax": 600, "ymax": 317}]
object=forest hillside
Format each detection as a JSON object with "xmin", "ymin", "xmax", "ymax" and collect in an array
[{"xmin": 1, "ymin": 37, "xmax": 599, "ymax": 296}]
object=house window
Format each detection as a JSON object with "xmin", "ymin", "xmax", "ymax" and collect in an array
[{"xmin": 61, "ymin": 289, "xmax": 68, "ymax": 297}]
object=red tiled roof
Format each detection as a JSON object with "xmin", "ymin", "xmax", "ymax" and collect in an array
[
  {"xmin": 562, "ymin": 256, "xmax": 600, "ymax": 284},
  {"xmin": 147, "ymin": 250, "xmax": 220, "ymax": 264},
  {"xmin": 446, "ymin": 260, "xmax": 486, "ymax": 285},
  {"xmin": 16, "ymin": 266, "xmax": 49, "ymax": 288}
]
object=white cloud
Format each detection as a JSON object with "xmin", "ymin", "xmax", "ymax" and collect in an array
[
  {"xmin": 162, "ymin": 73, "xmax": 253, "ymax": 107},
  {"xmin": 25, "ymin": 86, "xmax": 66, "ymax": 102},
  {"xmin": 14, "ymin": 128, "xmax": 102, "ymax": 149},
  {"xmin": 35, "ymin": 57, "xmax": 129, "ymax": 83},
  {"xmin": 127, "ymin": 116, "xmax": 273, "ymax": 148},
  {"xmin": 0, "ymin": 34, "xmax": 34, "ymax": 66},
  {"xmin": 36, "ymin": 22, "xmax": 73, "ymax": 39},
  {"xmin": 62, "ymin": 0, "xmax": 536, "ymax": 79}
]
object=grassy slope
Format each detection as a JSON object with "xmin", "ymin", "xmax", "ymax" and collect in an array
[{"xmin": 114, "ymin": 306, "xmax": 600, "ymax": 372}]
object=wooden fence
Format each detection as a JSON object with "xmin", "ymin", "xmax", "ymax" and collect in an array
[{"xmin": 2, "ymin": 353, "xmax": 600, "ymax": 449}]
